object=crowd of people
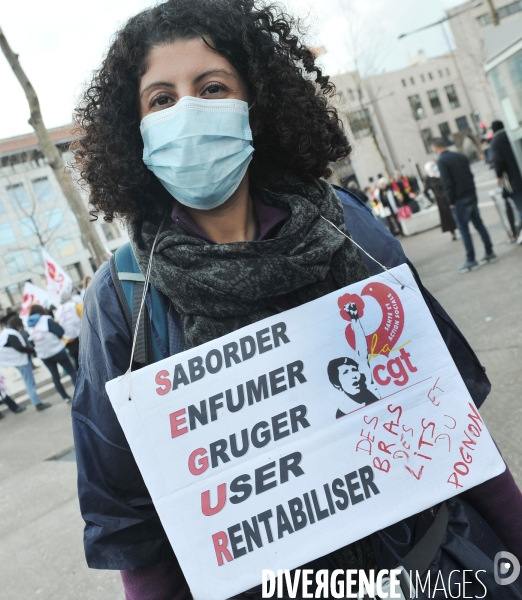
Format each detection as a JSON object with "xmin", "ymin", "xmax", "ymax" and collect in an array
[
  {"xmin": 342, "ymin": 119, "xmax": 522, "ymax": 274},
  {"xmin": 2, "ymin": 118, "xmax": 521, "ymax": 419},
  {"xmin": 0, "ymin": 277, "xmax": 91, "ymax": 417},
  {"xmin": 345, "ymin": 171, "xmax": 419, "ymax": 238}
]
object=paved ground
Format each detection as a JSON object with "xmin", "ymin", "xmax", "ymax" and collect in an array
[
  {"xmin": 0, "ymin": 385, "xmax": 124, "ymax": 600},
  {"xmin": 0, "ymin": 161, "xmax": 520, "ymax": 599},
  {"xmin": 401, "ymin": 204, "xmax": 522, "ymax": 485}
]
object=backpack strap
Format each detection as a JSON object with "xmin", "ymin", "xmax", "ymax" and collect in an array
[
  {"xmin": 109, "ymin": 243, "xmax": 152, "ymax": 366},
  {"xmin": 401, "ymin": 502, "xmax": 449, "ymax": 580}
]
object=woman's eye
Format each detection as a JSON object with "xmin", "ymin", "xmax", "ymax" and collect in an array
[
  {"xmin": 203, "ymin": 83, "xmax": 226, "ymax": 96},
  {"xmin": 151, "ymin": 94, "xmax": 174, "ymax": 108}
]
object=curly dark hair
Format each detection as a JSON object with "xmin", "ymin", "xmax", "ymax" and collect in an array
[{"xmin": 72, "ymin": 0, "xmax": 351, "ymax": 222}]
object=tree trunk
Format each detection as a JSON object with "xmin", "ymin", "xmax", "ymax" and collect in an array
[
  {"xmin": 369, "ymin": 123, "xmax": 392, "ymax": 180},
  {"xmin": 485, "ymin": 0, "xmax": 500, "ymax": 26},
  {"xmin": 0, "ymin": 26, "xmax": 107, "ymax": 267},
  {"xmin": 354, "ymin": 79, "xmax": 392, "ymax": 179}
]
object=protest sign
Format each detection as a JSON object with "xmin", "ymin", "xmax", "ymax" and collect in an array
[
  {"xmin": 19, "ymin": 282, "xmax": 49, "ymax": 325},
  {"xmin": 106, "ymin": 264, "xmax": 505, "ymax": 600},
  {"xmin": 41, "ymin": 248, "xmax": 73, "ymax": 306}
]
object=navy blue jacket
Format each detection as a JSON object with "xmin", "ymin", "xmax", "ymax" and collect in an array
[
  {"xmin": 437, "ymin": 150, "xmax": 477, "ymax": 205},
  {"xmin": 72, "ymin": 190, "xmax": 491, "ymax": 570}
]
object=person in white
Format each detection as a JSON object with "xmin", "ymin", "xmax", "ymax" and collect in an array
[
  {"xmin": 373, "ymin": 177, "xmax": 402, "ymax": 236},
  {"xmin": 27, "ymin": 305, "xmax": 77, "ymax": 403},
  {"xmin": 0, "ymin": 371, "xmax": 27, "ymax": 417},
  {"xmin": 55, "ymin": 291, "xmax": 82, "ymax": 368},
  {"xmin": 0, "ymin": 320, "xmax": 50, "ymax": 411}
]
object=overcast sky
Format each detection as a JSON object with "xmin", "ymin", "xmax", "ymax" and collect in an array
[{"xmin": 0, "ymin": 0, "xmax": 468, "ymax": 140}]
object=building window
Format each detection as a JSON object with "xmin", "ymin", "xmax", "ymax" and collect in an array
[
  {"xmin": 410, "ymin": 77, "xmax": 415, "ymax": 85},
  {"xmin": 420, "ymin": 74, "xmax": 425, "ymax": 83},
  {"xmin": 456, "ymin": 116, "xmax": 470, "ymax": 131},
  {"xmin": 438, "ymin": 122, "xmax": 452, "ymax": 142},
  {"xmin": 408, "ymin": 94, "xmax": 425, "ymax": 119},
  {"xmin": 401, "ymin": 79, "xmax": 407, "ymax": 87},
  {"xmin": 421, "ymin": 128, "xmax": 434, "ymax": 153},
  {"xmin": 438, "ymin": 69, "xmax": 443, "ymax": 78},
  {"xmin": 346, "ymin": 88, "xmax": 355, "ymax": 101},
  {"xmin": 5, "ymin": 283, "xmax": 23, "ymax": 305},
  {"xmin": 347, "ymin": 108, "xmax": 372, "ymax": 139},
  {"xmin": 0, "ymin": 223, "xmax": 16, "ymax": 246},
  {"xmin": 30, "ymin": 246, "xmax": 43, "ymax": 266},
  {"xmin": 428, "ymin": 72, "xmax": 433, "ymax": 80},
  {"xmin": 478, "ymin": 1, "xmax": 522, "ymax": 26},
  {"xmin": 445, "ymin": 84, "xmax": 460, "ymax": 108},
  {"xmin": 5, "ymin": 251, "xmax": 28, "ymax": 275},
  {"xmin": 499, "ymin": 0, "xmax": 522, "ymax": 19},
  {"xmin": 101, "ymin": 223, "xmax": 121, "ymax": 242},
  {"xmin": 54, "ymin": 237, "xmax": 76, "ymax": 257},
  {"xmin": 19, "ymin": 217, "xmax": 38, "ymax": 238},
  {"xmin": 44, "ymin": 208, "xmax": 66, "ymax": 229},
  {"xmin": 446, "ymin": 68, "xmax": 450, "ymax": 76},
  {"xmin": 6, "ymin": 183, "xmax": 31, "ymax": 209},
  {"xmin": 32, "ymin": 177, "xmax": 55, "ymax": 203},
  {"xmin": 428, "ymin": 90, "xmax": 443, "ymax": 114}
]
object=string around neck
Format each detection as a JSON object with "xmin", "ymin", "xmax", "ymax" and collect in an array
[
  {"xmin": 320, "ymin": 215, "xmax": 406, "ymax": 290},
  {"xmin": 126, "ymin": 212, "xmax": 168, "ymax": 399}
]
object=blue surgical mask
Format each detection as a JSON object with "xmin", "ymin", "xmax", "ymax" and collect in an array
[{"xmin": 140, "ymin": 96, "xmax": 254, "ymax": 210}]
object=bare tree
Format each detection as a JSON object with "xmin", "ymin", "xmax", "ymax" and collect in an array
[
  {"xmin": 2, "ymin": 168, "xmax": 65, "ymax": 279},
  {"xmin": 0, "ymin": 25, "xmax": 107, "ymax": 267},
  {"xmin": 4, "ymin": 171, "xmax": 58, "ymax": 247},
  {"xmin": 335, "ymin": 3, "xmax": 395, "ymax": 178}
]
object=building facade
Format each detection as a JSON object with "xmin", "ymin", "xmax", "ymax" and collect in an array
[
  {"xmin": 0, "ymin": 125, "xmax": 128, "ymax": 311},
  {"xmin": 446, "ymin": 0, "xmax": 522, "ymax": 128},
  {"xmin": 332, "ymin": 51, "xmax": 483, "ymax": 188},
  {"xmin": 328, "ymin": 0, "xmax": 522, "ymax": 190},
  {"xmin": 484, "ymin": 15, "xmax": 522, "ymax": 168}
]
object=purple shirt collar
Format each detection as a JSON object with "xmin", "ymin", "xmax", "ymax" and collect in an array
[{"xmin": 170, "ymin": 192, "xmax": 289, "ymax": 243}]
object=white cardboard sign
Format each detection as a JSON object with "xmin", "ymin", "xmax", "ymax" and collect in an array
[{"xmin": 106, "ymin": 264, "xmax": 504, "ymax": 600}]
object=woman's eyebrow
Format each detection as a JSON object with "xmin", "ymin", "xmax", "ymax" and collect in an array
[
  {"xmin": 194, "ymin": 68, "xmax": 236, "ymax": 83},
  {"xmin": 140, "ymin": 81, "xmax": 175, "ymax": 98}
]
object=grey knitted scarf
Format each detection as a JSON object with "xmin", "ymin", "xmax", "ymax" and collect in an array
[{"xmin": 128, "ymin": 177, "xmax": 370, "ymax": 350}]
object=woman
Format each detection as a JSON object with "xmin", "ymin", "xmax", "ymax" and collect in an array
[
  {"xmin": 7, "ymin": 314, "xmax": 37, "ymax": 370},
  {"xmin": 71, "ymin": 2, "xmax": 522, "ymax": 599},
  {"xmin": 373, "ymin": 177, "xmax": 402, "ymax": 236},
  {"xmin": 424, "ymin": 161, "xmax": 457, "ymax": 240},
  {"xmin": 54, "ymin": 291, "xmax": 82, "ymax": 368},
  {"xmin": 27, "ymin": 305, "xmax": 77, "ymax": 403},
  {"xmin": 0, "ymin": 317, "xmax": 50, "ymax": 411}
]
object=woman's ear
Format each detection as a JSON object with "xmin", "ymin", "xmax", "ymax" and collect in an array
[{"xmin": 249, "ymin": 104, "xmax": 262, "ymax": 137}]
